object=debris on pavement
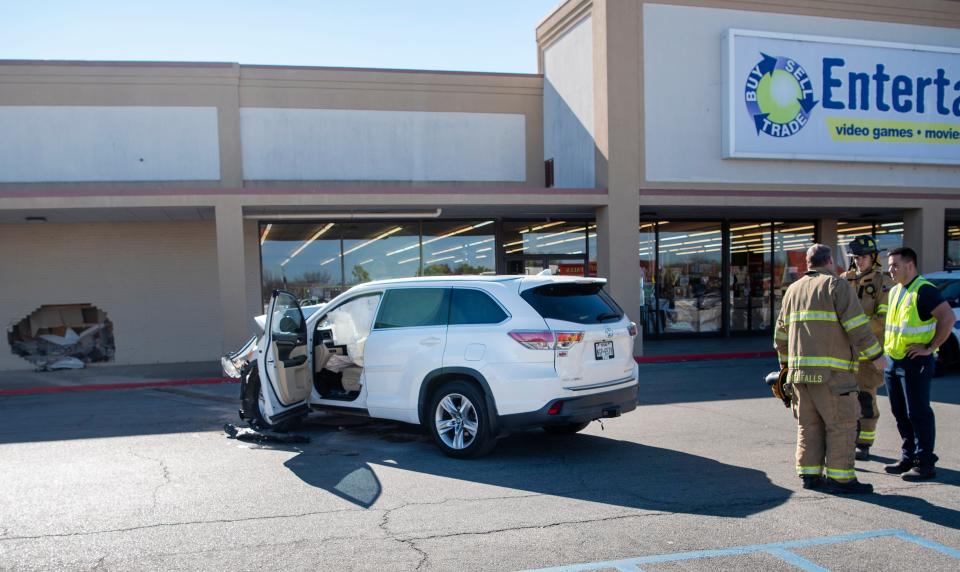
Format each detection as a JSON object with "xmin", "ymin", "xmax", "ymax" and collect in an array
[{"xmin": 223, "ymin": 423, "xmax": 311, "ymax": 444}]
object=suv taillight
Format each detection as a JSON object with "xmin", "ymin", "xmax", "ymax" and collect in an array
[
  {"xmin": 555, "ymin": 331, "xmax": 584, "ymax": 350},
  {"xmin": 628, "ymin": 322, "xmax": 638, "ymax": 337},
  {"xmin": 509, "ymin": 330, "xmax": 583, "ymax": 350}
]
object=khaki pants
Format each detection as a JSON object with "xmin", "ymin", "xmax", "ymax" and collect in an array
[
  {"xmin": 856, "ymin": 364, "xmax": 883, "ymax": 446},
  {"xmin": 793, "ymin": 382, "xmax": 859, "ymax": 482}
]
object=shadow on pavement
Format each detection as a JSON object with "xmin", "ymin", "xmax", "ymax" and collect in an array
[{"xmin": 275, "ymin": 419, "xmax": 794, "ymax": 516}]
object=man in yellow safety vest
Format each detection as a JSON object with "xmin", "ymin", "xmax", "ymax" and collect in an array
[{"xmin": 883, "ymin": 247, "xmax": 955, "ymax": 481}]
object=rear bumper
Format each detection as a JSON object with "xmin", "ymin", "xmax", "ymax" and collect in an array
[{"xmin": 497, "ymin": 383, "xmax": 638, "ymax": 431}]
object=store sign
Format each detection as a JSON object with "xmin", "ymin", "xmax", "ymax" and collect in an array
[{"xmin": 722, "ymin": 29, "xmax": 960, "ymax": 165}]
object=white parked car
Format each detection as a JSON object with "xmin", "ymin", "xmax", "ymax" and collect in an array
[{"xmin": 222, "ymin": 275, "xmax": 639, "ymax": 458}]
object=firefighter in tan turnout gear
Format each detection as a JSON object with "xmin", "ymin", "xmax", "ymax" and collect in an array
[
  {"xmin": 774, "ymin": 244, "xmax": 886, "ymax": 494},
  {"xmin": 840, "ymin": 235, "xmax": 894, "ymax": 460}
]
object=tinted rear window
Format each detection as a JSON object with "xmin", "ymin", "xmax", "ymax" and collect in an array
[
  {"xmin": 521, "ymin": 283, "xmax": 623, "ymax": 324},
  {"xmin": 374, "ymin": 288, "xmax": 449, "ymax": 329},
  {"xmin": 450, "ymin": 288, "xmax": 508, "ymax": 325}
]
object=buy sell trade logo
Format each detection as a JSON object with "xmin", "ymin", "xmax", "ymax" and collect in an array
[{"xmin": 745, "ymin": 53, "xmax": 818, "ymax": 137}]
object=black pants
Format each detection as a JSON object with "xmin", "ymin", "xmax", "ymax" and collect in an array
[{"xmin": 884, "ymin": 355, "xmax": 937, "ymax": 466}]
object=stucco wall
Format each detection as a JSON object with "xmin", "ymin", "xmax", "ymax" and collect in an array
[
  {"xmin": 0, "ymin": 106, "xmax": 221, "ymax": 183},
  {"xmin": 240, "ymin": 108, "xmax": 525, "ymax": 182},
  {"xmin": 543, "ymin": 15, "xmax": 597, "ymax": 188},
  {"xmin": 643, "ymin": 2, "xmax": 960, "ymax": 188},
  {"xmin": 0, "ymin": 221, "xmax": 221, "ymax": 370}
]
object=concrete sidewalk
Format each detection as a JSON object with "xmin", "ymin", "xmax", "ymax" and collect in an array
[
  {"xmin": 0, "ymin": 336, "xmax": 777, "ymax": 396},
  {"xmin": 639, "ymin": 335, "xmax": 775, "ymax": 362},
  {"xmin": 0, "ymin": 361, "xmax": 229, "ymax": 395}
]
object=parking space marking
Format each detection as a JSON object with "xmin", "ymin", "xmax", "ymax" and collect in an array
[{"xmin": 517, "ymin": 529, "xmax": 960, "ymax": 572}]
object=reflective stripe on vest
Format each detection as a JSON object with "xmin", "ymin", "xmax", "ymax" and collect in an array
[{"xmin": 884, "ymin": 276, "xmax": 937, "ymax": 360}]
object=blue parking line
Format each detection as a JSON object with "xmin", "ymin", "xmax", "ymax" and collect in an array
[
  {"xmin": 765, "ymin": 548, "xmax": 829, "ymax": 572},
  {"xmin": 894, "ymin": 530, "xmax": 960, "ymax": 559},
  {"xmin": 517, "ymin": 529, "xmax": 960, "ymax": 572}
]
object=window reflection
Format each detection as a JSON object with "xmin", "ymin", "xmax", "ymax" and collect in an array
[
  {"xmin": 502, "ymin": 221, "xmax": 589, "ymax": 256},
  {"xmin": 420, "ymin": 221, "xmax": 496, "ymax": 276},
  {"xmin": 260, "ymin": 222, "xmax": 343, "ymax": 305},
  {"xmin": 658, "ymin": 222, "xmax": 722, "ymax": 333},
  {"xmin": 342, "ymin": 223, "xmax": 419, "ymax": 287}
]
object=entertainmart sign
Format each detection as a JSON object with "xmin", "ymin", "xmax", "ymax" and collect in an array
[{"xmin": 722, "ymin": 29, "xmax": 960, "ymax": 165}]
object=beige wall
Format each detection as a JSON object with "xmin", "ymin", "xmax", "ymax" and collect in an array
[{"xmin": 0, "ymin": 220, "xmax": 222, "ymax": 370}]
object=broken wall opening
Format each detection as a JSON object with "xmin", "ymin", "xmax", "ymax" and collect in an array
[{"xmin": 7, "ymin": 304, "xmax": 115, "ymax": 370}]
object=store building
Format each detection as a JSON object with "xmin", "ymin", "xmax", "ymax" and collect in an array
[{"xmin": 1, "ymin": 0, "xmax": 959, "ymax": 370}]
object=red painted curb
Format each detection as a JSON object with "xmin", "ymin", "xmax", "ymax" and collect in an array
[
  {"xmin": 635, "ymin": 351, "xmax": 777, "ymax": 364},
  {"xmin": 0, "ymin": 377, "xmax": 236, "ymax": 396}
]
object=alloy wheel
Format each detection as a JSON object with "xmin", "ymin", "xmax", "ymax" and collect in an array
[{"xmin": 434, "ymin": 393, "xmax": 479, "ymax": 450}]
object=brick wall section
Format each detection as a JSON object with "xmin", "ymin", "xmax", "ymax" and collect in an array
[{"xmin": 0, "ymin": 221, "xmax": 221, "ymax": 370}]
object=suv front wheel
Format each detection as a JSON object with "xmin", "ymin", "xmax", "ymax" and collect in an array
[{"xmin": 428, "ymin": 380, "xmax": 496, "ymax": 458}]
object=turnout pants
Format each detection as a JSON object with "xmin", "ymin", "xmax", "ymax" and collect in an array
[
  {"xmin": 793, "ymin": 382, "xmax": 858, "ymax": 482},
  {"xmin": 855, "ymin": 365, "xmax": 884, "ymax": 447}
]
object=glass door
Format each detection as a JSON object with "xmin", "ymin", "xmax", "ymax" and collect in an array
[
  {"xmin": 729, "ymin": 223, "xmax": 772, "ymax": 332},
  {"xmin": 657, "ymin": 222, "xmax": 723, "ymax": 334}
]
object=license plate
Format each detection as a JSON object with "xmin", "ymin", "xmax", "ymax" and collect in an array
[{"xmin": 594, "ymin": 340, "xmax": 614, "ymax": 360}]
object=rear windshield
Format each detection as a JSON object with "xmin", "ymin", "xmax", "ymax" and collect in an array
[{"xmin": 521, "ymin": 283, "xmax": 623, "ymax": 324}]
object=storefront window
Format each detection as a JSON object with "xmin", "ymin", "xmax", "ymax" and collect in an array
[
  {"xmin": 503, "ymin": 220, "xmax": 591, "ymax": 276},
  {"xmin": 729, "ymin": 223, "xmax": 771, "ymax": 332},
  {"xmin": 342, "ymin": 223, "xmax": 420, "ymax": 287},
  {"xmin": 773, "ymin": 222, "xmax": 816, "ymax": 322},
  {"xmin": 259, "ymin": 222, "xmax": 343, "ymax": 304},
  {"xmin": 837, "ymin": 220, "xmax": 903, "ymax": 272},
  {"xmin": 503, "ymin": 221, "xmax": 587, "ymax": 256},
  {"xmin": 657, "ymin": 222, "xmax": 722, "ymax": 333},
  {"xmin": 420, "ymin": 221, "xmax": 496, "ymax": 276},
  {"xmin": 948, "ymin": 224, "xmax": 960, "ymax": 268}
]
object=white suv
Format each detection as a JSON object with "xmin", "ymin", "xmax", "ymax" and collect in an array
[{"xmin": 223, "ymin": 275, "xmax": 639, "ymax": 458}]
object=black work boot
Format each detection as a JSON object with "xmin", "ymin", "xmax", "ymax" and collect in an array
[
  {"xmin": 800, "ymin": 475, "xmax": 823, "ymax": 490},
  {"xmin": 901, "ymin": 464, "xmax": 936, "ymax": 481},
  {"xmin": 884, "ymin": 459, "xmax": 916, "ymax": 474},
  {"xmin": 822, "ymin": 478, "xmax": 874, "ymax": 495},
  {"xmin": 855, "ymin": 445, "xmax": 871, "ymax": 461}
]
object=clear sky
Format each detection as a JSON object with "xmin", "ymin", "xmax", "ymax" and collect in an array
[{"xmin": 0, "ymin": 1, "xmax": 561, "ymax": 73}]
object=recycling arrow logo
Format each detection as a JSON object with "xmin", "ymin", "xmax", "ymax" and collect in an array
[{"xmin": 744, "ymin": 52, "xmax": 818, "ymax": 138}]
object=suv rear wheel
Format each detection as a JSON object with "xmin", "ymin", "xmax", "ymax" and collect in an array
[{"xmin": 428, "ymin": 380, "xmax": 495, "ymax": 458}]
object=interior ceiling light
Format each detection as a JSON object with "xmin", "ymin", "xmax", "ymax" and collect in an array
[
  {"xmin": 286, "ymin": 223, "xmax": 335, "ymax": 261},
  {"xmin": 259, "ymin": 223, "xmax": 273, "ymax": 245},
  {"xmin": 343, "ymin": 226, "xmax": 405, "ymax": 256},
  {"xmin": 519, "ymin": 221, "xmax": 566, "ymax": 234},
  {"xmin": 387, "ymin": 220, "xmax": 494, "ymax": 257}
]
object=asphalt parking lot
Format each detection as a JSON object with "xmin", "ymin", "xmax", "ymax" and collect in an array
[{"xmin": 0, "ymin": 358, "xmax": 958, "ymax": 571}]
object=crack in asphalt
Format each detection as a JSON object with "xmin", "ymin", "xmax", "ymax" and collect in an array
[
  {"xmin": 90, "ymin": 554, "xmax": 107, "ymax": 571},
  {"xmin": 0, "ymin": 507, "xmax": 367, "ymax": 543},
  {"xmin": 128, "ymin": 449, "xmax": 172, "ymax": 511},
  {"xmin": 378, "ymin": 504, "xmax": 429, "ymax": 570}
]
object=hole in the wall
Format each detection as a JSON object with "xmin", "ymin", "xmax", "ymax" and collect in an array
[{"xmin": 7, "ymin": 304, "xmax": 115, "ymax": 370}]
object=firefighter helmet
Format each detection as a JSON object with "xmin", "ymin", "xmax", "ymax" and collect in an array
[
  {"xmin": 765, "ymin": 369, "xmax": 792, "ymax": 408},
  {"xmin": 848, "ymin": 235, "xmax": 879, "ymax": 256}
]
